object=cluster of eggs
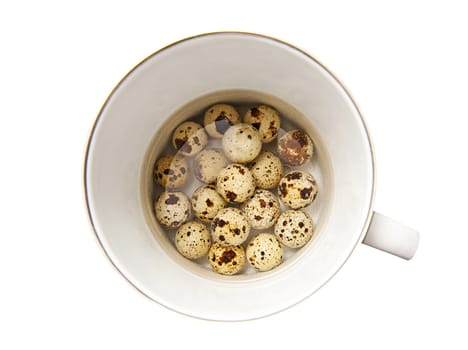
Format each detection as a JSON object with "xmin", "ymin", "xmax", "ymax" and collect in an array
[{"xmin": 153, "ymin": 103, "xmax": 317, "ymax": 275}]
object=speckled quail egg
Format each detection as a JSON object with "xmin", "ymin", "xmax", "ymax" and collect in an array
[
  {"xmin": 246, "ymin": 233, "xmax": 283, "ymax": 271},
  {"xmin": 154, "ymin": 155, "xmax": 189, "ymax": 189},
  {"xmin": 222, "ymin": 123, "xmax": 262, "ymax": 163},
  {"xmin": 193, "ymin": 148, "xmax": 228, "ymax": 184},
  {"xmin": 204, "ymin": 104, "xmax": 240, "ymax": 138},
  {"xmin": 241, "ymin": 190, "xmax": 280, "ymax": 230},
  {"xmin": 243, "ymin": 105, "xmax": 281, "ymax": 143},
  {"xmin": 175, "ymin": 221, "xmax": 211, "ymax": 259},
  {"xmin": 249, "ymin": 151, "xmax": 283, "ymax": 189},
  {"xmin": 208, "ymin": 243, "xmax": 246, "ymax": 275},
  {"xmin": 277, "ymin": 129, "xmax": 314, "ymax": 165},
  {"xmin": 216, "ymin": 164, "xmax": 256, "ymax": 203},
  {"xmin": 191, "ymin": 185, "xmax": 226, "ymax": 222},
  {"xmin": 172, "ymin": 121, "xmax": 208, "ymax": 157},
  {"xmin": 274, "ymin": 210, "xmax": 314, "ymax": 248},
  {"xmin": 278, "ymin": 170, "xmax": 318, "ymax": 209},
  {"xmin": 211, "ymin": 207, "xmax": 250, "ymax": 246},
  {"xmin": 154, "ymin": 191, "xmax": 191, "ymax": 228}
]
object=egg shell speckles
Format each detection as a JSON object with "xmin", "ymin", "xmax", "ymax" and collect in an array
[
  {"xmin": 154, "ymin": 155, "xmax": 189, "ymax": 189},
  {"xmin": 222, "ymin": 123, "xmax": 262, "ymax": 163},
  {"xmin": 278, "ymin": 170, "xmax": 318, "ymax": 209},
  {"xmin": 211, "ymin": 207, "xmax": 250, "ymax": 246},
  {"xmin": 241, "ymin": 190, "xmax": 280, "ymax": 230},
  {"xmin": 243, "ymin": 105, "xmax": 281, "ymax": 143},
  {"xmin": 249, "ymin": 151, "xmax": 283, "ymax": 189},
  {"xmin": 172, "ymin": 121, "xmax": 208, "ymax": 157},
  {"xmin": 154, "ymin": 191, "xmax": 191, "ymax": 228},
  {"xmin": 246, "ymin": 233, "xmax": 283, "ymax": 271},
  {"xmin": 204, "ymin": 104, "xmax": 240, "ymax": 138},
  {"xmin": 175, "ymin": 221, "xmax": 211, "ymax": 259},
  {"xmin": 208, "ymin": 243, "xmax": 246, "ymax": 275},
  {"xmin": 277, "ymin": 129, "xmax": 314, "ymax": 166},
  {"xmin": 193, "ymin": 148, "xmax": 228, "ymax": 184},
  {"xmin": 216, "ymin": 164, "xmax": 256, "ymax": 203},
  {"xmin": 274, "ymin": 210, "xmax": 314, "ymax": 248},
  {"xmin": 191, "ymin": 185, "xmax": 226, "ymax": 222}
]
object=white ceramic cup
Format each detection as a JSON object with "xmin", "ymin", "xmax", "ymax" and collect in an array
[{"xmin": 84, "ymin": 32, "xmax": 419, "ymax": 321}]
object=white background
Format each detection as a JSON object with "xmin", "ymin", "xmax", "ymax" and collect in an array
[{"xmin": 1, "ymin": 1, "xmax": 467, "ymax": 349}]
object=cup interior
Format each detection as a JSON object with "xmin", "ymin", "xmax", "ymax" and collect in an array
[{"xmin": 141, "ymin": 89, "xmax": 334, "ymax": 281}]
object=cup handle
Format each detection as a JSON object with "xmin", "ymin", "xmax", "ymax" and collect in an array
[{"xmin": 363, "ymin": 212, "xmax": 419, "ymax": 260}]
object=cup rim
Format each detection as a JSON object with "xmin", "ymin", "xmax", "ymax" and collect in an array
[{"xmin": 83, "ymin": 31, "xmax": 376, "ymax": 321}]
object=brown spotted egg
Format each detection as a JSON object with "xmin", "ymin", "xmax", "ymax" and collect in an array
[
  {"xmin": 216, "ymin": 164, "xmax": 256, "ymax": 203},
  {"xmin": 154, "ymin": 155, "xmax": 189, "ymax": 189},
  {"xmin": 278, "ymin": 170, "xmax": 318, "ymax": 209},
  {"xmin": 175, "ymin": 221, "xmax": 211, "ymax": 259},
  {"xmin": 172, "ymin": 121, "xmax": 208, "ymax": 157},
  {"xmin": 249, "ymin": 151, "xmax": 283, "ymax": 189},
  {"xmin": 211, "ymin": 208, "xmax": 250, "ymax": 246},
  {"xmin": 191, "ymin": 185, "xmax": 226, "ymax": 222},
  {"xmin": 154, "ymin": 191, "xmax": 191, "ymax": 228},
  {"xmin": 222, "ymin": 123, "xmax": 262, "ymax": 163},
  {"xmin": 208, "ymin": 243, "xmax": 246, "ymax": 275},
  {"xmin": 277, "ymin": 129, "xmax": 314, "ymax": 166},
  {"xmin": 241, "ymin": 190, "xmax": 280, "ymax": 230},
  {"xmin": 193, "ymin": 148, "xmax": 228, "ymax": 184},
  {"xmin": 274, "ymin": 210, "xmax": 314, "ymax": 248},
  {"xmin": 246, "ymin": 233, "xmax": 283, "ymax": 271},
  {"xmin": 243, "ymin": 105, "xmax": 281, "ymax": 143},
  {"xmin": 204, "ymin": 104, "xmax": 240, "ymax": 138}
]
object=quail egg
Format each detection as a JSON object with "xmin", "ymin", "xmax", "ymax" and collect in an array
[
  {"xmin": 222, "ymin": 123, "xmax": 262, "ymax": 163},
  {"xmin": 249, "ymin": 151, "xmax": 283, "ymax": 189},
  {"xmin": 277, "ymin": 129, "xmax": 314, "ymax": 165},
  {"xmin": 154, "ymin": 191, "xmax": 191, "ymax": 228},
  {"xmin": 246, "ymin": 233, "xmax": 283, "ymax": 271},
  {"xmin": 204, "ymin": 104, "xmax": 240, "ymax": 138},
  {"xmin": 191, "ymin": 185, "xmax": 226, "ymax": 222},
  {"xmin": 241, "ymin": 189, "xmax": 280, "ymax": 230},
  {"xmin": 211, "ymin": 207, "xmax": 250, "ymax": 246},
  {"xmin": 216, "ymin": 164, "xmax": 256, "ymax": 203},
  {"xmin": 154, "ymin": 155, "xmax": 189, "ymax": 189},
  {"xmin": 193, "ymin": 148, "xmax": 228, "ymax": 184},
  {"xmin": 208, "ymin": 243, "xmax": 246, "ymax": 275},
  {"xmin": 274, "ymin": 210, "xmax": 314, "ymax": 248},
  {"xmin": 243, "ymin": 105, "xmax": 281, "ymax": 143},
  {"xmin": 278, "ymin": 170, "xmax": 318, "ymax": 209},
  {"xmin": 172, "ymin": 121, "xmax": 208, "ymax": 157},
  {"xmin": 175, "ymin": 221, "xmax": 211, "ymax": 259}
]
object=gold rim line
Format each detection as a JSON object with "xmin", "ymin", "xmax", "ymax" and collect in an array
[{"xmin": 82, "ymin": 31, "xmax": 377, "ymax": 322}]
